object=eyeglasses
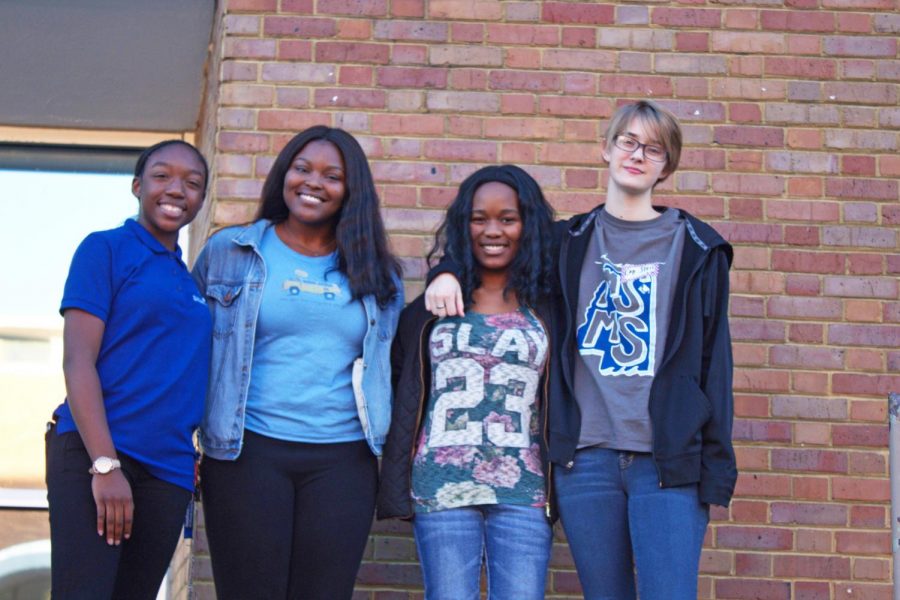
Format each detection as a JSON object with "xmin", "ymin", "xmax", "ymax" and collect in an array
[{"xmin": 613, "ymin": 135, "xmax": 667, "ymax": 163}]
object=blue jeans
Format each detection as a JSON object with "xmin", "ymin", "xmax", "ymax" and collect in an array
[
  {"xmin": 553, "ymin": 448, "xmax": 709, "ymax": 600},
  {"xmin": 413, "ymin": 504, "xmax": 552, "ymax": 600}
]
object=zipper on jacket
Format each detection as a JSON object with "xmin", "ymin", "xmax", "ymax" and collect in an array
[
  {"xmin": 532, "ymin": 308, "xmax": 554, "ymax": 520},
  {"xmin": 404, "ymin": 315, "xmax": 438, "ymax": 519}
]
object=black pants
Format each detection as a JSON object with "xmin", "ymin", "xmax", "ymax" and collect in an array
[
  {"xmin": 200, "ymin": 430, "xmax": 378, "ymax": 600},
  {"xmin": 45, "ymin": 426, "xmax": 191, "ymax": 600}
]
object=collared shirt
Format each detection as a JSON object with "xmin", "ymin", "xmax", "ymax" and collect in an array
[{"xmin": 55, "ymin": 219, "xmax": 212, "ymax": 491}]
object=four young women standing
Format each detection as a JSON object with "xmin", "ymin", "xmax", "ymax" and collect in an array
[{"xmin": 49, "ymin": 101, "xmax": 734, "ymax": 599}]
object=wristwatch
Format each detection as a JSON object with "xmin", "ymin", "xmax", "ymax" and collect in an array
[{"xmin": 89, "ymin": 456, "xmax": 121, "ymax": 475}]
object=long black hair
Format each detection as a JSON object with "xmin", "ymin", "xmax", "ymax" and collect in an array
[
  {"xmin": 429, "ymin": 165, "xmax": 555, "ymax": 308},
  {"xmin": 134, "ymin": 139, "xmax": 209, "ymax": 192},
  {"xmin": 257, "ymin": 126, "xmax": 401, "ymax": 307}
]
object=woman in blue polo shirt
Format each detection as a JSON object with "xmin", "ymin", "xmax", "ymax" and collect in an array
[
  {"xmin": 193, "ymin": 126, "xmax": 403, "ymax": 599},
  {"xmin": 46, "ymin": 140, "xmax": 212, "ymax": 600}
]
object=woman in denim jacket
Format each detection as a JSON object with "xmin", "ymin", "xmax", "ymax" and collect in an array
[{"xmin": 192, "ymin": 126, "xmax": 403, "ymax": 600}]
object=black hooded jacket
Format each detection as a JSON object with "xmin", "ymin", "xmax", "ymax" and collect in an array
[{"xmin": 552, "ymin": 206, "xmax": 737, "ymax": 507}]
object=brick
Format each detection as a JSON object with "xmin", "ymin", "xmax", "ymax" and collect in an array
[
  {"xmin": 449, "ymin": 69, "xmax": 487, "ymax": 91},
  {"xmin": 316, "ymin": 42, "xmax": 389, "ymax": 64},
  {"xmin": 826, "ymin": 129, "xmax": 897, "ymax": 151},
  {"xmin": 227, "ymin": 0, "xmax": 276, "ymax": 10},
  {"xmin": 489, "ymin": 71, "xmax": 561, "ymax": 92},
  {"xmin": 263, "ymin": 16, "xmax": 336, "ymax": 37},
  {"xmin": 542, "ymin": 2, "xmax": 614, "ymax": 25},
  {"xmin": 653, "ymin": 8, "xmax": 721, "ymax": 28},
  {"xmin": 735, "ymin": 472, "xmax": 792, "ymax": 497},
  {"xmin": 223, "ymin": 38, "xmax": 276, "ymax": 59},
  {"xmin": 793, "ymin": 477, "xmax": 830, "ymax": 501},
  {"xmin": 765, "ymin": 57, "xmax": 837, "ymax": 79},
  {"xmin": 771, "ymin": 449, "xmax": 848, "ymax": 474},
  {"xmin": 734, "ymin": 416, "xmax": 792, "ymax": 441},
  {"xmin": 543, "ymin": 49, "xmax": 616, "ymax": 72},
  {"xmin": 825, "ymin": 277, "xmax": 898, "ymax": 299},
  {"xmin": 849, "ymin": 452, "xmax": 886, "ymax": 475},
  {"xmin": 681, "ymin": 148, "xmax": 727, "ymax": 170},
  {"xmin": 676, "ymin": 32, "xmax": 710, "ymax": 53},
  {"xmin": 712, "ymin": 32, "xmax": 786, "ymax": 54},
  {"xmin": 874, "ymin": 12, "xmax": 900, "ymax": 33},
  {"xmin": 842, "ymin": 59, "xmax": 877, "ymax": 80},
  {"xmin": 504, "ymin": 2, "xmax": 539, "ymax": 22},
  {"xmin": 538, "ymin": 143, "xmax": 603, "ymax": 166},
  {"xmin": 832, "ymin": 424, "xmax": 888, "ymax": 448},
  {"xmin": 383, "ymin": 92, "xmax": 420, "ymax": 113},
  {"xmin": 761, "ymin": 10, "xmax": 835, "ymax": 32},
  {"xmin": 429, "ymin": 45, "xmax": 502, "ymax": 67},
  {"xmin": 713, "ymin": 174, "xmax": 784, "ymax": 196},
  {"xmin": 788, "ymin": 323, "xmax": 824, "ymax": 343},
  {"xmin": 215, "ymin": 177, "xmax": 263, "ymax": 200},
  {"xmin": 656, "ymin": 55, "xmax": 727, "ymax": 75},
  {"xmin": 735, "ymin": 552, "xmax": 771, "ymax": 576},
  {"xmin": 599, "ymin": 75, "xmax": 673, "ymax": 96},
  {"xmin": 784, "ymin": 276, "xmax": 822, "ymax": 297},
  {"xmin": 766, "ymin": 200, "xmax": 839, "ymax": 222},
  {"xmin": 218, "ymin": 132, "xmax": 269, "ymax": 153},
  {"xmin": 716, "ymin": 579, "xmax": 790, "ymax": 600},
  {"xmin": 834, "ymin": 373, "xmax": 900, "ymax": 397},
  {"xmin": 391, "ymin": 0, "xmax": 424, "ymax": 17},
  {"xmin": 784, "ymin": 225, "xmax": 819, "ymax": 246},
  {"xmin": 846, "ymin": 347, "xmax": 885, "ymax": 370},
  {"xmin": 767, "ymin": 297, "xmax": 842, "ymax": 320},
  {"xmin": 723, "ymin": 8, "xmax": 758, "ymax": 30},
  {"xmin": 374, "ymin": 20, "xmax": 447, "ymax": 42},
  {"xmin": 313, "ymin": 89, "xmax": 385, "ymax": 109},
  {"xmin": 319, "ymin": 0, "xmax": 387, "ymax": 15},
  {"xmin": 218, "ymin": 108, "xmax": 255, "ymax": 129},
  {"xmin": 772, "ymin": 396, "xmax": 847, "ymax": 420},
  {"xmin": 562, "ymin": 27, "xmax": 596, "ymax": 49},
  {"xmin": 773, "ymin": 555, "xmax": 851, "ymax": 579},
  {"xmin": 850, "ymin": 400, "xmax": 887, "ymax": 423},
  {"xmin": 824, "ymin": 82, "xmax": 898, "ymax": 105},
  {"xmin": 261, "ymin": 63, "xmax": 335, "ymax": 83},
  {"xmin": 824, "ymin": 36, "xmax": 897, "ymax": 57},
  {"xmin": 486, "ymin": 24, "xmax": 559, "ymax": 46},
  {"xmin": 731, "ymin": 272, "xmax": 785, "ymax": 295},
  {"xmin": 484, "ymin": 117, "xmax": 560, "ymax": 140},
  {"xmin": 771, "ymin": 250, "xmax": 844, "ymax": 275},
  {"xmin": 735, "ymin": 395, "xmax": 769, "ymax": 418},
  {"xmin": 382, "ymin": 139, "xmax": 421, "ymax": 160},
  {"xmin": 851, "ymin": 505, "xmax": 886, "ymax": 528},
  {"xmin": 717, "ymin": 526, "xmax": 793, "ymax": 550},
  {"xmin": 429, "ymin": 0, "xmax": 502, "ymax": 20},
  {"xmin": 766, "ymin": 151, "xmax": 838, "ymax": 174},
  {"xmin": 836, "ymin": 531, "xmax": 891, "ymax": 555},
  {"xmin": 426, "ymin": 91, "xmax": 499, "ymax": 113},
  {"xmin": 277, "ymin": 40, "xmax": 312, "ymax": 60},
  {"xmin": 338, "ymin": 66, "xmax": 372, "ymax": 85},
  {"xmin": 823, "ymin": 227, "xmax": 896, "ymax": 249},
  {"xmin": 854, "ymin": 558, "xmax": 890, "ymax": 581},
  {"xmin": 371, "ymin": 114, "xmax": 443, "ymax": 136},
  {"xmin": 674, "ymin": 77, "xmax": 710, "ymax": 98},
  {"xmin": 220, "ymin": 84, "xmax": 274, "ymax": 106},
  {"xmin": 842, "ymin": 156, "xmax": 877, "ymax": 177},
  {"xmin": 376, "ymin": 67, "xmax": 447, "ymax": 89},
  {"xmin": 715, "ymin": 126, "xmax": 783, "ymax": 148},
  {"xmin": 423, "ymin": 140, "xmax": 496, "ymax": 163},
  {"xmin": 446, "ymin": 116, "xmax": 482, "ymax": 137},
  {"xmin": 794, "ymin": 423, "xmax": 831, "ymax": 446},
  {"xmin": 500, "ymin": 94, "xmax": 534, "ymax": 115}
]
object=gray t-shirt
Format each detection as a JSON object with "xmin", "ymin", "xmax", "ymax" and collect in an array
[{"xmin": 573, "ymin": 208, "xmax": 686, "ymax": 451}]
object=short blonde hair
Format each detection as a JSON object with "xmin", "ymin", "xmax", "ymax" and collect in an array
[{"xmin": 604, "ymin": 100, "xmax": 682, "ymax": 184}]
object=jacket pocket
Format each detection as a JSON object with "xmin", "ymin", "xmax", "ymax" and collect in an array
[
  {"xmin": 206, "ymin": 283, "xmax": 243, "ymax": 338},
  {"xmin": 655, "ymin": 376, "xmax": 712, "ymax": 459}
]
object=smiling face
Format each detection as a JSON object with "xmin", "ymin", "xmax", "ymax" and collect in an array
[
  {"xmin": 282, "ymin": 139, "xmax": 346, "ymax": 231},
  {"xmin": 469, "ymin": 181, "xmax": 522, "ymax": 276},
  {"xmin": 132, "ymin": 143, "xmax": 207, "ymax": 250},
  {"xmin": 602, "ymin": 116, "xmax": 671, "ymax": 197}
]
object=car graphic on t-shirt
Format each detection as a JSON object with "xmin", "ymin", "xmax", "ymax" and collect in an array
[{"xmin": 282, "ymin": 269, "xmax": 342, "ymax": 300}]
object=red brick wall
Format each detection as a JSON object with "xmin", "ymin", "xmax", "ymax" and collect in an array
[{"xmin": 190, "ymin": 1, "xmax": 899, "ymax": 598}]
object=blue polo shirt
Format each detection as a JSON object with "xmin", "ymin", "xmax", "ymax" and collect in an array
[{"xmin": 54, "ymin": 219, "xmax": 212, "ymax": 491}]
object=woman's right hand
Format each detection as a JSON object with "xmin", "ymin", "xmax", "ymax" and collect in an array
[
  {"xmin": 424, "ymin": 273, "xmax": 465, "ymax": 317},
  {"xmin": 92, "ymin": 470, "xmax": 134, "ymax": 545}
]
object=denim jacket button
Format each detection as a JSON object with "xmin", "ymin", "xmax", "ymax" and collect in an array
[
  {"xmin": 566, "ymin": 461, "xmax": 574, "ymax": 469},
  {"xmin": 370, "ymin": 319, "xmax": 376, "ymax": 325}
]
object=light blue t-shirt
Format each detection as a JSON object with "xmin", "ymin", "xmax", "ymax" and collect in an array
[{"xmin": 244, "ymin": 227, "xmax": 367, "ymax": 442}]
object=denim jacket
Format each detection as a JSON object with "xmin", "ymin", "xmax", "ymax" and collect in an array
[{"xmin": 191, "ymin": 219, "xmax": 403, "ymax": 460}]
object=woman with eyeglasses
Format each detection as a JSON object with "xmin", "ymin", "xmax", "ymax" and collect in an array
[{"xmin": 424, "ymin": 100, "xmax": 736, "ymax": 599}]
